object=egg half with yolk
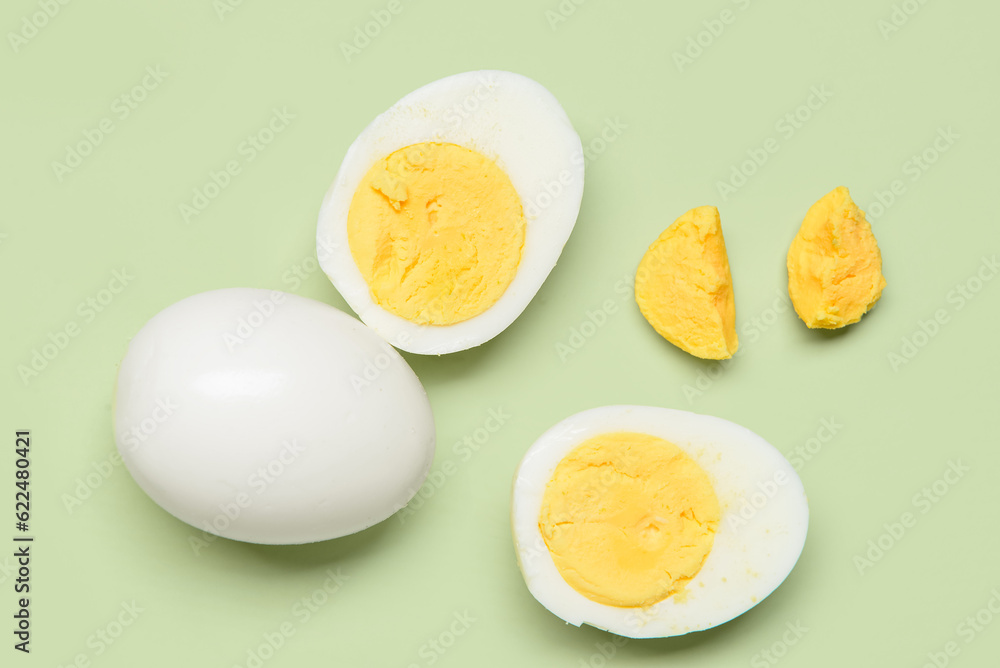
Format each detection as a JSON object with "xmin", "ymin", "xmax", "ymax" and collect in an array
[
  {"xmin": 317, "ymin": 70, "xmax": 584, "ymax": 354},
  {"xmin": 511, "ymin": 406, "xmax": 808, "ymax": 638}
]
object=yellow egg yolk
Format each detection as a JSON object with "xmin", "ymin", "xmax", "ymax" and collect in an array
[
  {"xmin": 786, "ymin": 186, "xmax": 886, "ymax": 329},
  {"xmin": 538, "ymin": 432, "xmax": 720, "ymax": 608},
  {"xmin": 347, "ymin": 142, "xmax": 526, "ymax": 326},
  {"xmin": 635, "ymin": 205, "xmax": 739, "ymax": 360}
]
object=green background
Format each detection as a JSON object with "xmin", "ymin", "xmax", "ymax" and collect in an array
[{"xmin": 2, "ymin": 0, "xmax": 999, "ymax": 665}]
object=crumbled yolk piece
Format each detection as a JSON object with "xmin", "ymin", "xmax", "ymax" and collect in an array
[
  {"xmin": 786, "ymin": 186, "xmax": 886, "ymax": 329},
  {"xmin": 347, "ymin": 142, "xmax": 526, "ymax": 326},
  {"xmin": 347, "ymin": 142, "xmax": 525, "ymax": 325},
  {"xmin": 634, "ymin": 206, "xmax": 739, "ymax": 360},
  {"xmin": 539, "ymin": 432, "xmax": 720, "ymax": 608}
]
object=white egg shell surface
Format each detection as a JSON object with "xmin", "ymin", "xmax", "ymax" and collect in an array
[
  {"xmin": 511, "ymin": 405, "xmax": 808, "ymax": 638},
  {"xmin": 317, "ymin": 70, "xmax": 584, "ymax": 354},
  {"xmin": 114, "ymin": 288, "xmax": 435, "ymax": 544}
]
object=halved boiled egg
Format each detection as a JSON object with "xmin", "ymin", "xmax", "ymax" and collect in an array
[
  {"xmin": 511, "ymin": 406, "xmax": 808, "ymax": 638},
  {"xmin": 317, "ymin": 70, "xmax": 584, "ymax": 354}
]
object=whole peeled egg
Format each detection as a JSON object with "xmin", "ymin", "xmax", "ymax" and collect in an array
[
  {"xmin": 317, "ymin": 70, "xmax": 584, "ymax": 354},
  {"xmin": 511, "ymin": 406, "xmax": 808, "ymax": 638},
  {"xmin": 113, "ymin": 288, "xmax": 435, "ymax": 544}
]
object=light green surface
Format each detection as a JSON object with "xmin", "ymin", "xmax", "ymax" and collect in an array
[{"xmin": 3, "ymin": 1, "xmax": 999, "ymax": 665}]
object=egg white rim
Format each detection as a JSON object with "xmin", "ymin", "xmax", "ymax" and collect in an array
[
  {"xmin": 511, "ymin": 405, "xmax": 809, "ymax": 638},
  {"xmin": 317, "ymin": 70, "xmax": 585, "ymax": 354}
]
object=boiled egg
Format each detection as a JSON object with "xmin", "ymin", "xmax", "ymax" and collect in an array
[
  {"xmin": 317, "ymin": 70, "xmax": 584, "ymax": 354},
  {"xmin": 511, "ymin": 405, "xmax": 807, "ymax": 638},
  {"xmin": 635, "ymin": 205, "xmax": 739, "ymax": 360},
  {"xmin": 113, "ymin": 288, "xmax": 435, "ymax": 544},
  {"xmin": 787, "ymin": 186, "xmax": 886, "ymax": 329}
]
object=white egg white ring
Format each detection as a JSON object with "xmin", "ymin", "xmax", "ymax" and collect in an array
[
  {"xmin": 317, "ymin": 70, "xmax": 584, "ymax": 354},
  {"xmin": 511, "ymin": 406, "xmax": 809, "ymax": 638}
]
